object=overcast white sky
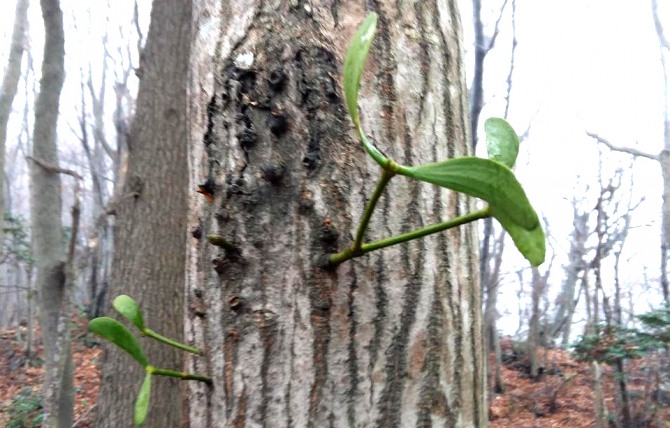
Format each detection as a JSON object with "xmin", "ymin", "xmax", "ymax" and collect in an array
[{"xmin": 1, "ymin": 0, "xmax": 669, "ymax": 336}]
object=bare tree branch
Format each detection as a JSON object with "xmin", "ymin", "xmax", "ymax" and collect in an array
[
  {"xmin": 503, "ymin": 0, "xmax": 517, "ymax": 118},
  {"xmin": 652, "ymin": 0, "xmax": 670, "ymax": 52},
  {"xmin": 586, "ymin": 131, "xmax": 658, "ymax": 160},
  {"xmin": 26, "ymin": 155, "xmax": 84, "ymax": 180},
  {"xmin": 486, "ymin": 0, "xmax": 510, "ymax": 53}
]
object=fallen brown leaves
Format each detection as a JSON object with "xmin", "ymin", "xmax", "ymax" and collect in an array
[
  {"xmin": 0, "ymin": 317, "xmax": 100, "ymax": 427},
  {"xmin": 1, "ymin": 322, "xmax": 669, "ymax": 427},
  {"xmin": 490, "ymin": 338, "xmax": 670, "ymax": 427}
]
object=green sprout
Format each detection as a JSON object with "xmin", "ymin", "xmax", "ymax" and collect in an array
[
  {"xmin": 327, "ymin": 13, "xmax": 545, "ymax": 267},
  {"xmin": 89, "ymin": 295, "xmax": 210, "ymax": 426}
]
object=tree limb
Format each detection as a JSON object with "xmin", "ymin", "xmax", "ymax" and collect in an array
[
  {"xmin": 26, "ymin": 155, "xmax": 84, "ymax": 180},
  {"xmin": 586, "ymin": 132, "xmax": 658, "ymax": 160},
  {"xmin": 652, "ymin": 0, "xmax": 670, "ymax": 52}
]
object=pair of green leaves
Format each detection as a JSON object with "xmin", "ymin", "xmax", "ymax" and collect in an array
[
  {"xmin": 342, "ymin": 13, "xmax": 545, "ymax": 266},
  {"xmin": 88, "ymin": 295, "xmax": 196, "ymax": 425},
  {"xmin": 88, "ymin": 295, "xmax": 149, "ymax": 368}
]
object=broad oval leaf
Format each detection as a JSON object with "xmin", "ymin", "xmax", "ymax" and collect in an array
[
  {"xmin": 134, "ymin": 373, "xmax": 152, "ymax": 426},
  {"xmin": 485, "ymin": 117, "xmax": 519, "ymax": 168},
  {"xmin": 113, "ymin": 295, "xmax": 145, "ymax": 331},
  {"xmin": 400, "ymin": 157, "xmax": 545, "ymax": 265},
  {"xmin": 88, "ymin": 317, "xmax": 148, "ymax": 367},
  {"xmin": 343, "ymin": 13, "xmax": 377, "ymax": 128}
]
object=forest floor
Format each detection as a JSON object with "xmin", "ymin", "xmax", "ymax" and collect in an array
[{"xmin": 0, "ymin": 321, "xmax": 668, "ymax": 427}]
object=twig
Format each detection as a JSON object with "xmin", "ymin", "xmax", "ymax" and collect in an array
[
  {"xmin": 585, "ymin": 132, "xmax": 658, "ymax": 160},
  {"xmin": 26, "ymin": 155, "xmax": 84, "ymax": 180}
]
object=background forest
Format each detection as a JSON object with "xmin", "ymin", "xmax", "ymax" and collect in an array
[{"xmin": 0, "ymin": 0, "xmax": 669, "ymax": 427}]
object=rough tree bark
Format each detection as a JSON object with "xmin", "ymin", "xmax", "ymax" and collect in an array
[
  {"xmin": 95, "ymin": 0, "xmax": 191, "ymax": 427},
  {"xmin": 29, "ymin": 0, "xmax": 74, "ymax": 426},
  {"xmin": 185, "ymin": 1, "xmax": 486, "ymax": 427},
  {"xmin": 0, "ymin": 0, "xmax": 29, "ymax": 240}
]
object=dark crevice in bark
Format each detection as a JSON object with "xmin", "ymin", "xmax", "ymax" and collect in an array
[
  {"xmin": 417, "ymin": 294, "xmax": 448, "ymax": 427},
  {"xmin": 368, "ymin": 3, "xmax": 401, "ymax": 161},
  {"xmin": 413, "ymin": 2, "xmax": 431, "ymax": 131},
  {"xmin": 376, "ymin": 179, "xmax": 425, "ymax": 427},
  {"xmin": 369, "ymin": 251, "xmax": 388, "ymax": 393},
  {"xmin": 259, "ymin": 322, "xmax": 278, "ymax": 423},
  {"xmin": 346, "ymin": 271, "xmax": 360, "ymax": 426}
]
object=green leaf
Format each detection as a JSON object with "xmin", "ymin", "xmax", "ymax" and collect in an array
[
  {"xmin": 134, "ymin": 372, "xmax": 152, "ymax": 426},
  {"xmin": 88, "ymin": 317, "xmax": 148, "ymax": 367},
  {"xmin": 343, "ymin": 12, "xmax": 377, "ymax": 128},
  {"xmin": 113, "ymin": 295, "xmax": 146, "ymax": 331},
  {"xmin": 399, "ymin": 157, "xmax": 545, "ymax": 265},
  {"xmin": 494, "ymin": 210, "xmax": 546, "ymax": 266},
  {"xmin": 485, "ymin": 117, "xmax": 519, "ymax": 168}
]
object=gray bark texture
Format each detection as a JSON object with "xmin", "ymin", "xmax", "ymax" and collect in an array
[
  {"xmin": 0, "ymin": 0, "xmax": 29, "ymax": 236},
  {"xmin": 185, "ymin": 1, "xmax": 486, "ymax": 427},
  {"xmin": 29, "ymin": 0, "xmax": 73, "ymax": 426},
  {"xmin": 551, "ymin": 206, "xmax": 587, "ymax": 346},
  {"xmin": 95, "ymin": 0, "xmax": 192, "ymax": 426}
]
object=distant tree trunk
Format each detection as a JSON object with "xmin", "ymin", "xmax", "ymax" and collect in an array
[
  {"xmin": 29, "ymin": 0, "xmax": 73, "ymax": 426},
  {"xmin": 528, "ymin": 266, "xmax": 549, "ymax": 379},
  {"xmin": 0, "ymin": 0, "xmax": 29, "ymax": 240},
  {"xmin": 653, "ymin": 0, "xmax": 670, "ymax": 304},
  {"xmin": 186, "ymin": 1, "xmax": 486, "ymax": 427},
  {"xmin": 551, "ymin": 204, "xmax": 588, "ymax": 346},
  {"xmin": 483, "ymin": 230, "xmax": 505, "ymax": 392},
  {"xmin": 95, "ymin": 0, "xmax": 191, "ymax": 426}
]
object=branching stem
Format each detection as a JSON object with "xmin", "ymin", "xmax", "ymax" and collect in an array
[
  {"xmin": 143, "ymin": 328, "xmax": 202, "ymax": 355},
  {"xmin": 149, "ymin": 366, "xmax": 211, "ymax": 384},
  {"xmin": 353, "ymin": 168, "xmax": 395, "ymax": 251},
  {"xmin": 328, "ymin": 207, "xmax": 490, "ymax": 266}
]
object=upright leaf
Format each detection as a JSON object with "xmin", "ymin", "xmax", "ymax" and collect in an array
[
  {"xmin": 113, "ymin": 295, "xmax": 146, "ymax": 331},
  {"xmin": 88, "ymin": 317, "xmax": 148, "ymax": 367},
  {"xmin": 134, "ymin": 372, "xmax": 152, "ymax": 426},
  {"xmin": 343, "ymin": 12, "xmax": 377, "ymax": 128},
  {"xmin": 485, "ymin": 117, "xmax": 519, "ymax": 168}
]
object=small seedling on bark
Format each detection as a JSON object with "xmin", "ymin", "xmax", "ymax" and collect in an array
[
  {"xmin": 88, "ymin": 295, "xmax": 210, "ymax": 426},
  {"xmin": 326, "ymin": 13, "xmax": 545, "ymax": 267}
]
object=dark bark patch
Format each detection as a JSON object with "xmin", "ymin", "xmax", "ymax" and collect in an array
[
  {"xmin": 269, "ymin": 111, "xmax": 289, "ymax": 136},
  {"xmin": 268, "ymin": 68, "xmax": 287, "ymax": 91},
  {"xmin": 261, "ymin": 162, "xmax": 284, "ymax": 183},
  {"xmin": 238, "ymin": 70, "xmax": 257, "ymax": 95},
  {"xmin": 377, "ymin": 199, "xmax": 426, "ymax": 427},
  {"xmin": 346, "ymin": 272, "xmax": 360, "ymax": 426},
  {"xmin": 228, "ymin": 295, "xmax": 242, "ymax": 311},
  {"xmin": 203, "ymin": 94, "xmax": 218, "ymax": 146},
  {"xmin": 237, "ymin": 126, "xmax": 257, "ymax": 148}
]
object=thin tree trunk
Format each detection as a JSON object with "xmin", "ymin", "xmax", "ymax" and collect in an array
[
  {"xmin": 95, "ymin": 0, "xmax": 192, "ymax": 426},
  {"xmin": 186, "ymin": 1, "xmax": 486, "ymax": 426},
  {"xmin": 29, "ymin": 0, "xmax": 73, "ymax": 426},
  {"xmin": 0, "ymin": 0, "xmax": 29, "ymax": 239}
]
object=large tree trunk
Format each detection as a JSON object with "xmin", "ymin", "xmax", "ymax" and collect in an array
[
  {"xmin": 95, "ymin": 0, "xmax": 192, "ymax": 426},
  {"xmin": 29, "ymin": 0, "xmax": 73, "ymax": 426},
  {"xmin": 0, "ymin": 0, "xmax": 29, "ymax": 240},
  {"xmin": 186, "ymin": 1, "xmax": 486, "ymax": 426}
]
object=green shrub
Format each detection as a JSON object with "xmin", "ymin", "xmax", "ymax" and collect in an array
[{"xmin": 6, "ymin": 387, "xmax": 43, "ymax": 428}]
